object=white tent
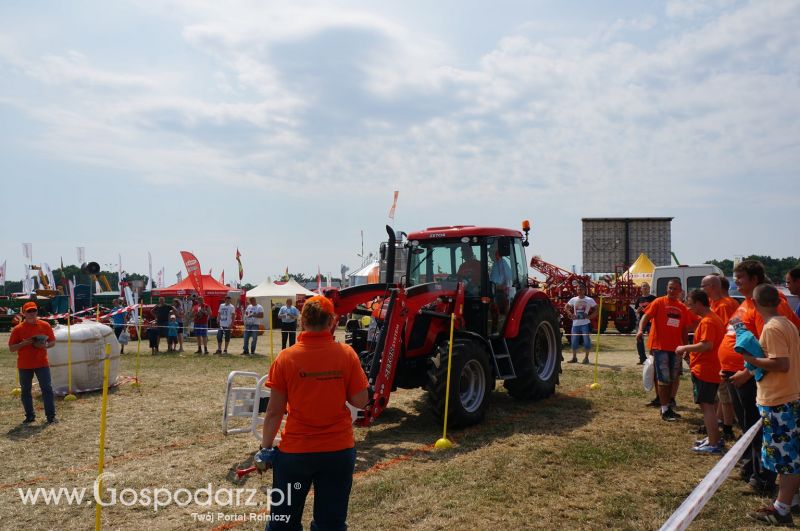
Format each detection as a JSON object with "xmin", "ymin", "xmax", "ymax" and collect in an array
[{"xmin": 246, "ymin": 278, "xmax": 316, "ymax": 299}]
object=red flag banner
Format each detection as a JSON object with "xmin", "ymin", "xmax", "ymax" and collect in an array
[
  {"xmin": 388, "ymin": 190, "xmax": 399, "ymax": 219},
  {"xmin": 236, "ymin": 248, "xmax": 243, "ymax": 281},
  {"xmin": 180, "ymin": 251, "xmax": 205, "ymax": 297}
]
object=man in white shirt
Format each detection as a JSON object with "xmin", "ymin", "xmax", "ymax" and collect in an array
[
  {"xmin": 565, "ymin": 283, "xmax": 598, "ymax": 364},
  {"xmin": 489, "ymin": 246, "xmax": 515, "ymax": 334},
  {"xmin": 215, "ymin": 296, "xmax": 236, "ymax": 355},
  {"xmin": 243, "ymin": 297, "xmax": 264, "ymax": 356}
]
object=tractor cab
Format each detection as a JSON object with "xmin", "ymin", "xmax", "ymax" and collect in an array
[{"xmin": 404, "ymin": 226, "xmax": 529, "ymax": 337}]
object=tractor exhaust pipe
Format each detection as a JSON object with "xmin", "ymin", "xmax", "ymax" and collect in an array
[{"xmin": 385, "ymin": 225, "xmax": 396, "ymax": 285}]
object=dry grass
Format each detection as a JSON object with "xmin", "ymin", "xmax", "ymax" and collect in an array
[{"xmin": 0, "ymin": 332, "xmax": 783, "ymax": 530}]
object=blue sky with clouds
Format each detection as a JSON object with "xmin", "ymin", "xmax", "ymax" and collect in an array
[{"xmin": 1, "ymin": 0, "xmax": 798, "ymax": 284}]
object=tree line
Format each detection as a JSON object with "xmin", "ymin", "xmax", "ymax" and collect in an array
[{"xmin": 705, "ymin": 256, "xmax": 800, "ymax": 282}]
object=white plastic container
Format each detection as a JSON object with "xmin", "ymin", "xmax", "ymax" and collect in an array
[{"xmin": 49, "ymin": 322, "xmax": 120, "ymax": 396}]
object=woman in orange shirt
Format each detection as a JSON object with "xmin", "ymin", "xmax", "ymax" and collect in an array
[{"xmin": 260, "ymin": 296, "xmax": 369, "ymax": 530}]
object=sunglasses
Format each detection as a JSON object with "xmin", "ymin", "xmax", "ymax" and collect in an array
[{"xmin": 25, "ymin": 309, "xmax": 38, "ymax": 314}]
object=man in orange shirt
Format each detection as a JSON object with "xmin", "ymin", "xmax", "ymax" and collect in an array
[
  {"xmin": 725, "ymin": 260, "xmax": 800, "ymax": 494},
  {"xmin": 637, "ymin": 278, "xmax": 696, "ymax": 421},
  {"xmin": 261, "ymin": 296, "xmax": 369, "ymax": 530},
  {"xmin": 701, "ymin": 274, "xmax": 739, "ymax": 440},
  {"xmin": 8, "ymin": 302, "xmax": 57, "ymax": 424},
  {"xmin": 676, "ymin": 290, "xmax": 726, "ymax": 454}
]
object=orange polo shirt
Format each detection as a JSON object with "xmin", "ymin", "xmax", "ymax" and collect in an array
[
  {"xmin": 266, "ymin": 330, "xmax": 369, "ymax": 453},
  {"xmin": 9, "ymin": 319, "xmax": 55, "ymax": 369},
  {"xmin": 644, "ymin": 296, "xmax": 695, "ymax": 352},
  {"xmin": 717, "ymin": 293, "xmax": 800, "ymax": 373},
  {"xmin": 689, "ymin": 311, "xmax": 726, "ymax": 383}
]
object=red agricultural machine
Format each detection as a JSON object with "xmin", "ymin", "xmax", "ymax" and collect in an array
[
  {"xmin": 528, "ymin": 256, "xmax": 641, "ymax": 336},
  {"xmin": 323, "ymin": 223, "xmax": 562, "ymax": 429}
]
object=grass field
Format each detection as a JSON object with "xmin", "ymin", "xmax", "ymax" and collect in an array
[{"xmin": 0, "ymin": 331, "xmax": 783, "ymax": 530}]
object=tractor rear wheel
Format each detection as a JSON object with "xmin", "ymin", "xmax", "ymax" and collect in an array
[
  {"xmin": 613, "ymin": 306, "xmax": 637, "ymax": 334},
  {"xmin": 427, "ymin": 337, "xmax": 491, "ymax": 428},
  {"xmin": 504, "ymin": 300, "xmax": 562, "ymax": 400}
]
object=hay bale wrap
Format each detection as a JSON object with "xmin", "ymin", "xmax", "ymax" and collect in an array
[{"xmin": 49, "ymin": 322, "xmax": 120, "ymax": 395}]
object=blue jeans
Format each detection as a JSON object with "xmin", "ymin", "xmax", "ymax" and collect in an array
[
  {"xmin": 19, "ymin": 367, "xmax": 56, "ymax": 421},
  {"xmin": 243, "ymin": 325, "xmax": 259, "ymax": 353},
  {"xmin": 267, "ymin": 447, "xmax": 356, "ymax": 531},
  {"xmin": 570, "ymin": 323, "xmax": 591, "ymax": 351}
]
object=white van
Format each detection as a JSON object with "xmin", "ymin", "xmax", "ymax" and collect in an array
[{"xmin": 650, "ymin": 264, "xmax": 724, "ymax": 298}]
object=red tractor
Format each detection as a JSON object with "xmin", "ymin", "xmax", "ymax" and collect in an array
[{"xmin": 324, "ymin": 223, "xmax": 562, "ymax": 429}]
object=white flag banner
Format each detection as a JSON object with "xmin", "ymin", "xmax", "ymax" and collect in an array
[
  {"xmin": 176, "ymin": 271, "xmax": 182, "ymax": 283},
  {"xmin": 157, "ymin": 267, "xmax": 164, "ymax": 288},
  {"xmin": 77, "ymin": 247, "xmax": 85, "ymax": 264},
  {"xmin": 124, "ymin": 286, "xmax": 135, "ymax": 307},
  {"xmin": 147, "ymin": 251, "xmax": 154, "ymax": 291},
  {"xmin": 22, "ymin": 243, "xmax": 32, "ymax": 261},
  {"xmin": 327, "ymin": 273, "xmax": 332, "ymax": 288},
  {"xmin": 132, "ymin": 292, "xmax": 139, "ymax": 322},
  {"xmin": 0, "ymin": 260, "xmax": 6, "ymax": 285},
  {"xmin": 68, "ymin": 280, "xmax": 76, "ymax": 312},
  {"xmin": 43, "ymin": 263, "xmax": 56, "ymax": 291},
  {"xmin": 95, "ymin": 280, "xmax": 102, "ymax": 293},
  {"xmin": 118, "ymin": 254, "xmax": 123, "ymax": 291},
  {"xmin": 24, "ymin": 267, "xmax": 32, "ymax": 295}
]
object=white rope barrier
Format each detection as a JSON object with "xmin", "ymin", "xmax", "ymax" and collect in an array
[{"xmin": 659, "ymin": 419, "xmax": 763, "ymax": 531}]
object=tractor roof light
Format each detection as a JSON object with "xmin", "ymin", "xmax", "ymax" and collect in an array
[{"xmin": 521, "ymin": 220, "xmax": 531, "ymax": 247}]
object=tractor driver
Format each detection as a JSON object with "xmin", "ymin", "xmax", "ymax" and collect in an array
[
  {"xmin": 490, "ymin": 244, "xmax": 514, "ymax": 334},
  {"xmin": 456, "ymin": 245, "xmax": 481, "ymax": 295}
]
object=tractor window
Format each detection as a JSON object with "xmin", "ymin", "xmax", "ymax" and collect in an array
[
  {"xmin": 510, "ymin": 239, "xmax": 527, "ymax": 292},
  {"xmin": 407, "ymin": 242, "xmax": 463, "ymax": 286}
]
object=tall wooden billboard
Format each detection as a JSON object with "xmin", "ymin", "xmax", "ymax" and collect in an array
[{"xmin": 582, "ymin": 217, "xmax": 672, "ymax": 274}]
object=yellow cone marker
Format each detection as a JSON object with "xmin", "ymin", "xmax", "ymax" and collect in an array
[
  {"xmin": 435, "ymin": 313, "xmax": 457, "ymax": 450},
  {"xmin": 590, "ymin": 298, "xmax": 604, "ymax": 391}
]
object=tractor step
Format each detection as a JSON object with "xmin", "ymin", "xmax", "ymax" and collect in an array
[{"xmin": 489, "ymin": 338, "xmax": 516, "ymax": 380}]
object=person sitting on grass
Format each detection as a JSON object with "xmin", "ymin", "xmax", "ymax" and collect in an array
[
  {"xmin": 744, "ymin": 284, "xmax": 800, "ymax": 526},
  {"xmin": 676, "ymin": 289, "xmax": 726, "ymax": 454}
]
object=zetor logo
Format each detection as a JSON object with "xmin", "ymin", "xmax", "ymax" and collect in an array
[
  {"xmin": 383, "ymin": 324, "xmax": 401, "ymax": 380},
  {"xmin": 428, "ymin": 233, "xmax": 446, "ymax": 238}
]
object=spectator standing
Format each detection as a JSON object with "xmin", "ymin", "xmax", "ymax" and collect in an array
[
  {"xmin": 243, "ymin": 297, "xmax": 264, "ymax": 356},
  {"xmin": 152, "ymin": 297, "xmax": 172, "ymax": 353},
  {"xmin": 456, "ymin": 245, "xmax": 481, "ymax": 295},
  {"xmin": 8, "ymin": 302, "xmax": 57, "ymax": 424},
  {"xmin": 167, "ymin": 314, "xmax": 179, "ymax": 352},
  {"xmin": 192, "ymin": 296, "xmax": 211, "ymax": 355},
  {"xmin": 744, "ymin": 284, "xmax": 800, "ymax": 526},
  {"xmin": 110, "ymin": 298, "xmax": 128, "ymax": 354},
  {"xmin": 215, "ymin": 296, "xmax": 235, "ymax": 354},
  {"xmin": 260, "ymin": 296, "xmax": 369, "ymax": 530},
  {"xmin": 565, "ymin": 283, "xmax": 598, "ymax": 365},
  {"xmin": 637, "ymin": 278, "xmax": 696, "ymax": 421},
  {"xmin": 724, "ymin": 260, "xmax": 800, "ymax": 494},
  {"xmin": 676, "ymin": 290, "xmax": 726, "ymax": 453},
  {"xmin": 278, "ymin": 298, "xmax": 300, "ymax": 349},
  {"xmin": 172, "ymin": 298, "xmax": 185, "ymax": 352},
  {"xmin": 786, "ymin": 267, "xmax": 800, "ymax": 318},
  {"xmin": 635, "ymin": 283, "xmax": 656, "ymax": 365},
  {"xmin": 489, "ymin": 245, "xmax": 514, "ymax": 334}
]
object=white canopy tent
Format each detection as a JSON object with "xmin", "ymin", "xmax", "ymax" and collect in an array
[{"xmin": 246, "ymin": 278, "xmax": 316, "ymax": 300}]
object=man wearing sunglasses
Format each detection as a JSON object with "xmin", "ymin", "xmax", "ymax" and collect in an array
[{"xmin": 8, "ymin": 301, "xmax": 57, "ymax": 424}]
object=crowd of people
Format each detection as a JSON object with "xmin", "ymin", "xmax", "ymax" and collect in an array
[{"xmin": 637, "ymin": 261, "xmax": 800, "ymax": 525}]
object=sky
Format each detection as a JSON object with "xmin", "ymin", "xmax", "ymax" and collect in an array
[{"xmin": 1, "ymin": 0, "xmax": 798, "ymax": 285}]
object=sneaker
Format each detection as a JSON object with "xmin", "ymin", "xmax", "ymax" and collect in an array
[
  {"xmin": 694, "ymin": 437, "xmax": 709, "ymax": 447},
  {"xmin": 662, "ymin": 409, "xmax": 679, "ymax": 422},
  {"xmin": 636, "ymin": 360, "xmax": 645, "ymax": 365},
  {"xmin": 582, "ymin": 358, "xmax": 590, "ymax": 365},
  {"xmin": 647, "ymin": 398, "xmax": 660, "ymax": 408},
  {"xmin": 567, "ymin": 358, "xmax": 578, "ymax": 364},
  {"xmin": 46, "ymin": 417, "xmax": 58, "ymax": 424},
  {"xmin": 223, "ymin": 350, "xmax": 228, "ymax": 354},
  {"xmin": 214, "ymin": 349, "xmax": 222, "ymax": 354},
  {"xmin": 23, "ymin": 417, "xmax": 36, "ymax": 424},
  {"xmin": 195, "ymin": 349, "xmax": 202, "ymax": 354},
  {"xmin": 748, "ymin": 505, "xmax": 793, "ymax": 526},
  {"xmin": 692, "ymin": 442, "xmax": 723, "ymax": 454},
  {"xmin": 671, "ymin": 409, "xmax": 682, "ymax": 419},
  {"xmin": 204, "ymin": 349, "xmax": 209, "ymax": 355}
]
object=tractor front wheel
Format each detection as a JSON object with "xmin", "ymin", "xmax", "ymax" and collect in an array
[
  {"xmin": 504, "ymin": 300, "xmax": 562, "ymax": 400},
  {"xmin": 613, "ymin": 306, "xmax": 637, "ymax": 334},
  {"xmin": 427, "ymin": 337, "xmax": 492, "ymax": 428}
]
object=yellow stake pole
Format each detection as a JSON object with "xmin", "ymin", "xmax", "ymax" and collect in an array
[
  {"xmin": 435, "ymin": 313, "xmax": 456, "ymax": 450},
  {"xmin": 11, "ymin": 369, "xmax": 21, "ymax": 396},
  {"xmin": 590, "ymin": 298, "xmax": 604, "ymax": 390},
  {"xmin": 132, "ymin": 303, "xmax": 141, "ymax": 388},
  {"xmin": 269, "ymin": 298, "xmax": 274, "ymax": 364},
  {"xmin": 65, "ymin": 312, "xmax": 77, "ymax": 401},
  {"xmin": 94, "ymin": 344, "xmax": 111, "ymax": 531},
  {"xmin": 96, "ymin": 304, "xmax": 100, "ymax": 321}
]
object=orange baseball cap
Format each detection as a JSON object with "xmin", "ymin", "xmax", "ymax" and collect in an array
[
  {"xmin": 22, "ymin": 302, "xmax": 38, "ymax": 313},
  {"xmin": 305, "ymin": 295, "xmax": 335, "ymax": 316}
]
